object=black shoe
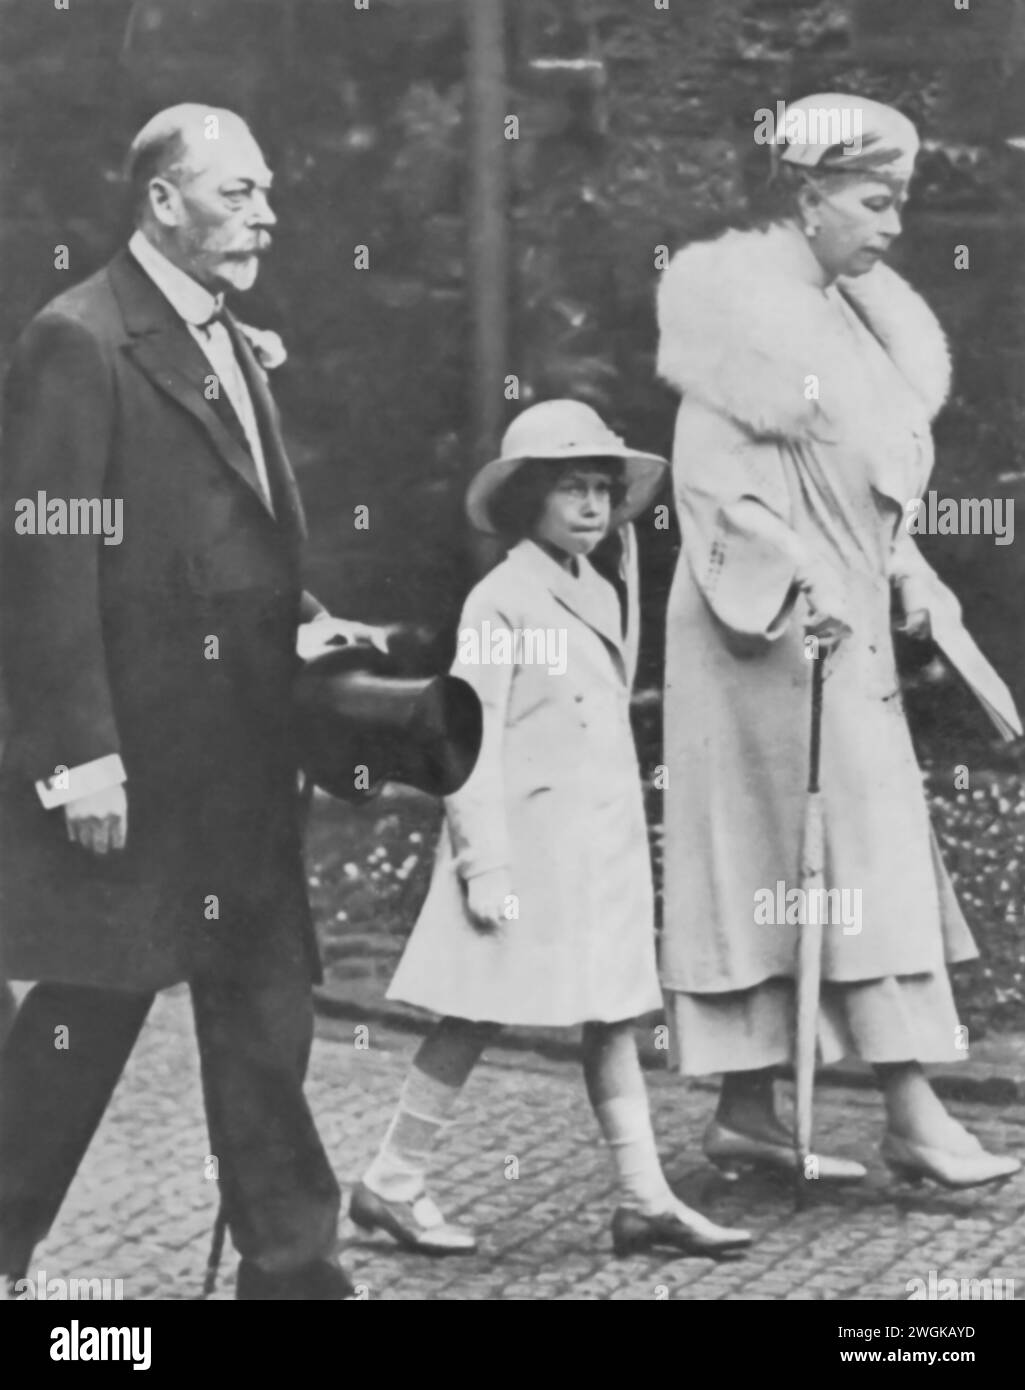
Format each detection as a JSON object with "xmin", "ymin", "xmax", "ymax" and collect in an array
[
  {"xmin": 611, "ymin": 1206, "xmax": 752, "ymax": 1260},
  {"xmin": 349, "ymin": 1181, "xmax": 478, "ymax": 1256},
  {"xmin": 235, "ymin": 1256, "xmax": 356, "ymax": 1301}
]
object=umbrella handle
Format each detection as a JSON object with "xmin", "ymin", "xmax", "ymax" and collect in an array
[{"xmin": 808, "ymin": 653, "xmax": 826, "ymax": 794}]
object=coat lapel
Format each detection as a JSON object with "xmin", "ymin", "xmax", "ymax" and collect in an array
[
  {"xmin": 510, "ymin": 541, "xmax": 626, "ymax": 679},
  {"xmin": 223, "ymin": 313, "xmax": 307, "ymax": 542},
  {"xmin": 109, "ymin": 251, "xmax": 291, "ymax": 526}
]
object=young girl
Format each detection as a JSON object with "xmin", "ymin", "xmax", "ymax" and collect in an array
[{"xmin": 351, "ymin": 400, "xmax": 751, "ymax": 1259}]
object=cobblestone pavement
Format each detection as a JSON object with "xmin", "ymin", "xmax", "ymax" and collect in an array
[{"xmin": 25, "ymin": 988, "xmax": 1025, "ymax": 1301}]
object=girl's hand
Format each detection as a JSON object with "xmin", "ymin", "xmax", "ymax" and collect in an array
[{"xmin": 465, "ymin": 869, "xmax": 513, "ymax": 932}]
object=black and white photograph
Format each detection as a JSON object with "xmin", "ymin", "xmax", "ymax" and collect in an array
[{"xmin": 1, "ymin": 0, "xmax": 1024, "ymax": 1339}]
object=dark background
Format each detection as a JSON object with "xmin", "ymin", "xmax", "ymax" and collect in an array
[{"xmin": 2, "ymin": 0, "xmax": 1025, "ymax": 749}]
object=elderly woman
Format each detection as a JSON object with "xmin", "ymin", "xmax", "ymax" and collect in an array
[{"xmin": 656, "ymin": 93, "xmax": 1020, "ymax": 1188}]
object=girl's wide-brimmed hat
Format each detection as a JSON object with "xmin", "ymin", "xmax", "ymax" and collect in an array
[{"xmin": 466, "ymin": 400, "xmax": 668, "ymax": 535}]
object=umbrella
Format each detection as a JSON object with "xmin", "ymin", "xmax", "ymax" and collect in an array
[{"xmin": 794, "ymin": 653, "xmax": 826, "ymax": 1198}]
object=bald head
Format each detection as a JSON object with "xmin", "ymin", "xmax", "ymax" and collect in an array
[
  {"xmin": 126, "ymin": 104, "xmax": 252, "ymax": 221},
  {"xmin": 125, "ymin": 104, "xmax": 276, "ymax": 295}
]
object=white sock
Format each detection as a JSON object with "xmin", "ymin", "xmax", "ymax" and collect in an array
[
  {"xmin": 363, "ymin": 1065, "xmax": 464, "ymax": 1203},
  {"xmin": 593, "ymin": 1095, "xmax": 678, "ymax": 1216}
]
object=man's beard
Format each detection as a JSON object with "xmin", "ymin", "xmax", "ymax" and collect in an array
[{"xmin": 211, "ymin": 251, "xmax": 262, "ymax": 293}]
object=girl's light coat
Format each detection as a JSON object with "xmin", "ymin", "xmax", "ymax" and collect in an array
[{"xmin": 388, "ymin": 534, "xmax": 662, "ymax": 1026}]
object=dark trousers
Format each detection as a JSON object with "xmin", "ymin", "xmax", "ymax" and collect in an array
[{"xmin": 0, "ymin": 968, "xmax": 340, "ymax": 1277}]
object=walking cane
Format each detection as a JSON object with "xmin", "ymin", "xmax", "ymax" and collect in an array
[
  {"xmin": 202, "ymin": 1206, "xmax": 228, "ymax": 1298},
  {"xmin": 793, "ymin": 651, "xmax": 826, "ymax": 1206}
]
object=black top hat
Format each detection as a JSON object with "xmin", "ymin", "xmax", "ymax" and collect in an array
[{"xmin": 292, "ymin": 638, "xmax": 483, "ymax": 804}]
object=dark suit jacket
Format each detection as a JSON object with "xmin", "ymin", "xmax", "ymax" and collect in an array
[{"xmin": 0, "ymin": 249, "xmax": 321, "ymax": 991}]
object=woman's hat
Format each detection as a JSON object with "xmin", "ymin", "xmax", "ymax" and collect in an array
[
  {"xmin": 293, "ymin": 640, "xmax": 483, "ymax": 804},
  {"xmin": 776, "ymin": 92, "xmax": 920, "ymax": 186},
  {"xmin": 466, "ymin": 400, "xmax": 667, "ymax": 536}
]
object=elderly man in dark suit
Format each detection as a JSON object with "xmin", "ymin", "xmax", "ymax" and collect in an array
[{"xmin": 0, "ymin": 105, "xmax": 377, "ymax": 1300}]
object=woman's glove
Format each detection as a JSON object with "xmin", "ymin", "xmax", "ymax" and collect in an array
[
  {"xmin": 464, "ymin": 868, "xmax": 513, "ymax": 932},
  {"xmin": 797, "ymin": 562, "xmax": 853, "ymax": 652},
  {"xmin": 892, "ymin": 575, "xmax": 932, "ymax": 642}
]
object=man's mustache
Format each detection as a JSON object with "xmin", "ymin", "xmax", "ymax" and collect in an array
[{"xmin": 225, "ymin": 237, "xmax": 272, "ymax": 258}]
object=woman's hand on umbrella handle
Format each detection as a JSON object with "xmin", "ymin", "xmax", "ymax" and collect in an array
[
  {"xmin": 804, "ymin": 612, "xmax": 852, "ymax": 652},
  {"xmin": 798, "ymin": 564, "xmax": 852, "ymax": 652}
]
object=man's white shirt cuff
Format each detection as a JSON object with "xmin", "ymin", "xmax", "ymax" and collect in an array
[{"xmin": 35, "ymin": 754, "xmax": 127, "ymax": 810}]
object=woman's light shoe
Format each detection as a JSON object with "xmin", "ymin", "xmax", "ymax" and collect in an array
[
  {"xmin": 349, "ymin": 1180, "xmax": 478, "ymax": 1256},
  {"xmin": 611, "ymin": 1205, "xmax": 752, "ymax": 1259},
  {"xmin": 704, "ymin": 1119, "xmax": 868, "ymax": 1183},
  {"xmin": 880, "ymin": 1133, "xmax": 1021, "ymax": 1191}
]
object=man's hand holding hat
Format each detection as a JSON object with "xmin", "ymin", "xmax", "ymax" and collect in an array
[{"xmin": 296, "ymin": 614, "xmax": 391, "ymax": 664}]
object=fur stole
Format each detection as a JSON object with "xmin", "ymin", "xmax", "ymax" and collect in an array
[{"xmin": 655, "ymin": 226, "xmax": 951, "ymax": 441}]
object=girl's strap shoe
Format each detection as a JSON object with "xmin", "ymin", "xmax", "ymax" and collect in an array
[
  {"xmin": 611, "ymin": 1205, "xmax": 752, "ymax": 1259},
  {"xmin": 349, "ymin": 1180, "xmax": 478, "ymax": 1256}
]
